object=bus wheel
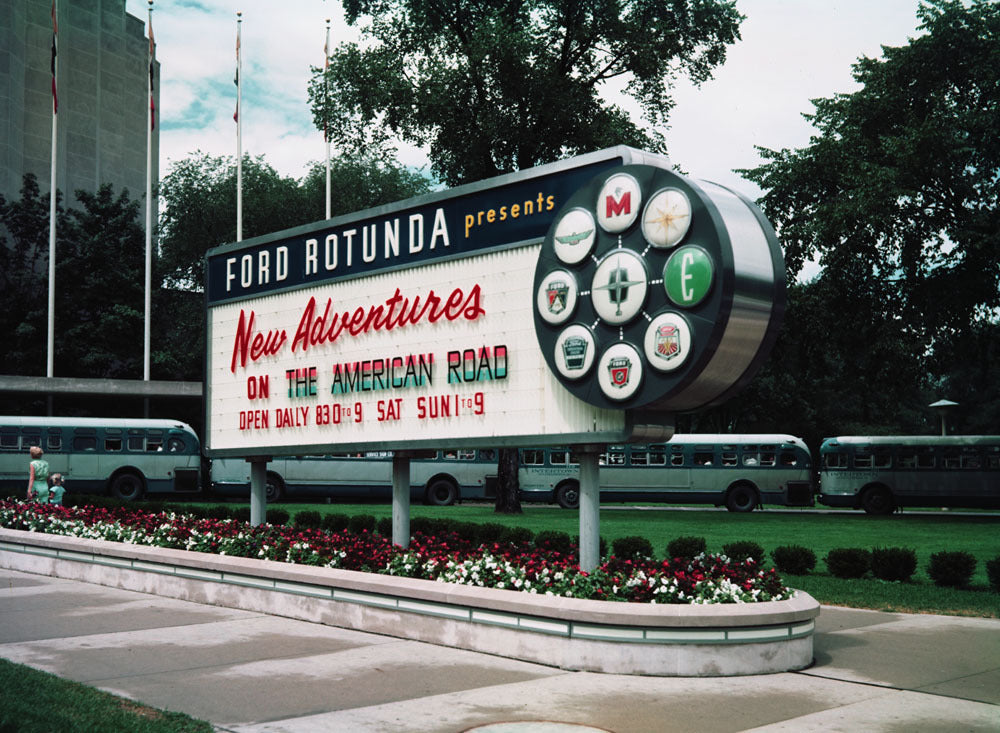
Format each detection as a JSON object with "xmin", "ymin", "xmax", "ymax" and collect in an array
[
  {"xmin": 861, "ymin": 486, "xmax": 893, "ymax": 515},
  {"xmin": 265, "ymin": 472, "xmax": 284, "ymax": 503},
  {"xmin": 555, "ymin": 481, "xmax": 580, "ymax": 510},
  {"xmin": 110, "ymin": 472, "xmax": 144, "ymax": 502},
  {"xmin": 725, "ymin": 483, "xmax": 757, "ymax": 513},
  {"xmin": 427, "ymin": 479, "xmax": 458, "ymax": 506}
]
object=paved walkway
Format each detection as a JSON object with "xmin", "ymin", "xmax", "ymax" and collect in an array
[{"xmin": 1, "ymin": 567, "xmax": 997, "ymax": 732}]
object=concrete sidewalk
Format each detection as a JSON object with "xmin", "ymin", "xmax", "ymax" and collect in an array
[{"xmin": 1, "ymin": 567, "xmax": 997, "ymax": 733}]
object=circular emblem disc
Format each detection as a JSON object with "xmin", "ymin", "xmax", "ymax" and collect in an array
[
  {"xmin": 664, "ymin": 245, "xmax": 714, "ymax": 308},
  {"xmin": 591, "ymin": 249, "xmax": 648, "ymax": 325},
  {"xmin": 553, "ymin": 208, "xmax": 597, "ymax": 265},
  {"xmin": 642, "ymin": 188, "xmax": 692, "ymax": 249},
  {"xmin": 596, "ymin": 173, "xmax": 641, "ymax": 233},
  {"xmin": 536, "ymin": 270, "xmax": 578, "ymax": 325},
  {"xmin": 597, "ymin": 342, "xmax": 643, "ymax": 400},
  {"xmin": 644, "ymin": 312, "xmax": 692, "ymax": 372},
  {"xmin": 554, "ymin": 324, "xmax": 596, "ymax": 379}
]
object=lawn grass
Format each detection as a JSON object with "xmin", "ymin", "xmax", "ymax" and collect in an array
[
  {"xmin": 0, "ymin": 657, "xmax": 213, "ymax": 733},
  {"xmin": 265, "ymin": 501, "xmax": 1000, "ymax": 617}
]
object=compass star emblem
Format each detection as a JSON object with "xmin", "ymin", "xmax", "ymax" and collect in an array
[{"xmin": 642, "ymin": 189, "xmax": 692, "ymax": 248}]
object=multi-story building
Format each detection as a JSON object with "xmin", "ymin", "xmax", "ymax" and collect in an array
[{"xmin": 0, "ymin": 0, "xmax": 159, "ymax": 206}]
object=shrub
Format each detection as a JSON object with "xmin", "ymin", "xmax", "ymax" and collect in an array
[
  {"xmin": 870, "ymin": 546, "xmax": 917, "ymax": 582},
  {"xmin": 376, "ymin": 517, "xmax": 392, "ymax": 537},
  {"xmin": 666, "ymin": 536, "xmax": 707, "ymax": 560},
  {"xmin": 499, "ymin": 526, "xmax": 534, "ymax": 546},
  {"xmin": 771, "ymin": 545, "xmax": 816, "ymax": 575},
  {"xmin": 185, "ymin": 504, "xmax": 209, "ymax": 519},
  {"xmin": 348, "ymin": 514, "xmax": 377, "ymax": 534},
  {"xmin": 232, "ymin": 507, "xmax": 251, "ymax": 523},
  {"xmin": 927, "ymin": 551, "xmax": 977, "ymax": 588},
  {"xmin": 408, "ymin": 516, "xmax": 433, "ymax": 535},
  {"xmin": 986, "ymin": 556, "xmax": 1000, "ymax": 593},
  {"xmin": 611, "ymin": 535, "xmax": 654, "ymax": 560},
  {"xmin": 322, "ymin": 513, "xmax": 350, "ymax": 533},
  {"xmin": 475, "ymin": 522, "xmax": 507, "ymax": 545},
  {"xmin": 293, "ymin": 510, "xmax": 323, "ymax": 530},
  {"xmin": 205, "ymin": 505, "xmax": 233, "ymax": 520},
  {"xmin": 723, "ymin": 541, "xmax": 765, "ymax": 563},
  {"xmin": 266, "ymin": 508, "xmax": 290, "ymax": 526},
  {"xmin": 534, "ymin": 530, "xmax": 573, "ymax": 554},
  {"xmin": 824, "ymin": 548, "xmax": 871, "ymax": 579}
]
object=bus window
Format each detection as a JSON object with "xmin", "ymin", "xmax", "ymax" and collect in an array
[
  {"xmin": 46, "ymin": 433, "xmax": 62, "ymax": 451},
  {"xmin": 854, "ymin": 450, "xmax": 872, "ymax": 469},
  {"xmin": 105, "ymin": 430, "xmax": 123, "ymax": 452},
  {"xmin": 146, "ymin": 431, "xmax": 164, "ymax": 452},
  {"xmin": 742, "ymin": 453, "xmax": 758, "ymax": 466},
  {"xmin": 988, "ymin": 455, "xmax": 1000, "ymax": 470},
  {"xmin": 128, "ymin": 436, "xmax": 144, "ymax": 451},
  {"xmin": 74, "ymin": 436, "xmax": 97, "ymax": 451},
  {"xmin": 1, "ymin": 432, "xmax": 19, "ymax": 449},
  {"xmin": 874, "ymin": 450, "xmax": 892, "ymax": 468},
  {"xmin": 917, "ymin": 452, "xmax": 935, "ymax": 469},
  {"xmin": 550, "ymin": 450, "xmax": 572, "ymax": 465},
  {"xmin": 522, "ymin": 449, "xmax": 544, "ymax": 466},
  {"xmin": 167, "ymin": 437, "xmax": 186, "ymax": 453},
  {"xmin": 671, "ymin": 452, "xmax": 685, "ymax": 466},
  {"xmin": 630, "ymin": 450, "xmax": 648, "ymax": 466},
  {"xmin": 961, "ymin": 455, "xmax": 981, "ymax": 469},
  {"xmin": 457, "ymin": 449, "xmax": 476, "ymax": 460},
  {"xmin": 694, "ymin": 452, "xmax": 713, "ymax": 466},
  {"xmin": 722, "ymin": 452, "xmax": 738, "ymax": 466},
  {"xmin": 479, "ymin": 449, "xmax": 496, "ymax": 462},
  {"xmin": 606, "ymin": 449, "xmax": 626, "ymax": 466},
  {"xmin": 943, "ymin": 451, "xmax": 960, "ymax": 469},
  {"xmin": 899, "ymin": 452, "xmax": 917, "ymax": 469},
  {"xmin": 824, "ymin": 452, "xmax": 848, "ymax": 469},
  {"xmin": 649, "ymin": 448, "xmax": 666, "ymax": 466},
  {"xmin": 779, "ymin": 452, "xmax": 797, "ymax": 466}
]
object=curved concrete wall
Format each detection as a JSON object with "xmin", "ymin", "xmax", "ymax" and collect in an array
[{"xmin": 0, "ymin": 528, "xmax": 819, "ymax": 676}]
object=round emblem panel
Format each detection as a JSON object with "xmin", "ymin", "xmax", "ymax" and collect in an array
[
  {"xmin": 552, "ymin": 207, "xmax": 597, "ymax": 265},
  {"xmin": 591, "ymin": 249, "xmax": 648, "ymax": 325},
  {"xmin": 536, "ymin": 269, "xmax": 578, "ymax": 325},
  {"xmin": 642, "ymin": 188, "xmax": 692, "ymax": 249},
  {"xmin": 554, "ymin": 324, "xmax": 596, "ymax": 379},
  {"xmin": 644, "ymin": 312, "xmax": 692, "ymax": 372},
  {"xmin": 596, "ymin": 173, "xmax": 641, "ymax": 233},
  {"xmin": 597, "ymin": 343, "xmax": 643, "ymax": 401},
  {"xmin": 664, "ymin": 245, "xmax": 714, "ymax": 308}
]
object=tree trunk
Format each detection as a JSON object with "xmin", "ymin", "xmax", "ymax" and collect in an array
[{"xmin": 494, "ymin": 447, "xmax": 522, "ymax": 514}]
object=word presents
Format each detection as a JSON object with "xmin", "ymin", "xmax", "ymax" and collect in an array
[{"xmin": 229, "ymin": 284, "xmax": 484, "ymax": 372}]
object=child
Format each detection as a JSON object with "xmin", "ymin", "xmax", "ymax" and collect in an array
[{"xmin": 49, "ymin": 473, "xmax": 66, "ymax": 506}]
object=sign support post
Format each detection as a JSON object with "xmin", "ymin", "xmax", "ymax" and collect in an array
[
  {"xmin": 392, "ymin": 454, "xmax": 411, "ymax": 548},
  {"xmin": 578, "ymin": 447, "xmax": 601, "ymax": 572},
  {"xmin": 249, "ymin": 458, "xmax": 267, "ymax": 526}
]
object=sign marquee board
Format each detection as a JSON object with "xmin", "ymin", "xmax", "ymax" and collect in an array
[{"xmin": 204, "ymin": 147, "xmax": 784, "ymax": 458}]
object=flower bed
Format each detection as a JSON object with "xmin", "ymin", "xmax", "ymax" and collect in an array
[{"xmin": 0, "ymin": 499, "xmax": 792, "ymax": 604}]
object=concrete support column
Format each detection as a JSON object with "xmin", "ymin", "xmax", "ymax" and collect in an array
[
  {"xmin": 392, "ymin": 454, "xmax": 411, "ymax": 548},
  {"xmin": 578, "ymin": 447, "xmax": 601, "ymax": 572},
  {"xmin": 249, "ymin": 458, "xmax": 268, "ymax": 527}
]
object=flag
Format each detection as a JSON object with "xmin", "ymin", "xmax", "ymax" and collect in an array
[
  {"xmin": 233, "ymin": 26, "xmax": 240, "ymax": 123},
  {"xmin": 148, "ymin": 8, "xmax": 155, "ymax": 130},
  {"xmin": 50, "ymin": 0, "xmax": 58, "ymax": 114}
]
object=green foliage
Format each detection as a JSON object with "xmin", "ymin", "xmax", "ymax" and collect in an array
[
  {"xmin": 311, "ymin": 0, "xmax": 743, "ymax": 185},
  {"xmin": 927, "ymin": 551, "xmax": 977, "ymax": 588},
  {"xmin": 322, "ymin": 513, "xmax": 351, "ymax": 533},
  {"xmin": 474, "ymin": 522, "xmax": 508, "ymax": 546},
  {"xmin": 611, "ymin": 535, "xmax": 654, "ymax": 560},
  {"xmin": 666, "ymin": 536, "xmax": 707, "ymax": 560},
  {"xmin": 293, "ymin": 510, "xmax": 323, "ymax": 529},
  {"xmin": 986, "ymin": 557, "xmax": 1000, "ymax": 593},
  {"xmin": 825, "ymin": 548, "xmax": 871, "ymax": 579},
  {"xmin": 376, "ymin": 516, "xmax": 392, "ymax": 536},
  {"xmin": 722, "ymin": 540, "xmax": 765, "ymax": 563},
  {"xmin": 265, "ymin": 509, "xmax": 290, "ymax": 526},
  {"xmin": 232, "ymin": 507, "xmax": 251, "ymax": 523},
  {"xmin": 870, "ymin": 547, "xmax": 918, "ymax": 582},
  {"xmin": 534, "ymin": 530, "xmax": 573, "ymax": 554},
  {"xmin": 499, "ymin": 525, "xmax": 535, "ymax": 546},
  {"xmin": 348, "ymin": 513, "xmax": 377, "ymax": 533},
  {"xmin": 771, "ymin": 545, "xmax": 817, "ymax": 575},
  {"xmin": 204, "ymin": 505, "xmax": 234, "ymax": 521}
]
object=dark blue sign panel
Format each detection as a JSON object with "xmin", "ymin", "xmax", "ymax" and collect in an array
[{"xmin": 207, "ymin": 156, "xmax": 624, "ymax": 305}]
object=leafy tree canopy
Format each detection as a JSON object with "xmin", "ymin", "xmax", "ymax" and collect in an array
[
  {"xmin": 310, "ymin": 0, "xmax": 744, "ymax": 186},
  {"xmin": 742, "ymin": 0, "xmax": 1000, "ymax": 337}
]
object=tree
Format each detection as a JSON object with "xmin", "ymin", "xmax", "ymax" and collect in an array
[
  {"xmin": 742, "ymin": 0, "xmax": 1000, "ymax": 338},
  {"xmin": 310, "ymin": 0, "xmax": 744, "ymax": 186}
]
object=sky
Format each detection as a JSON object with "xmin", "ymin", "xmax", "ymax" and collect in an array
[{"xmin": 126, "ymin": 0, "xmax": 927, "ymax": 203}]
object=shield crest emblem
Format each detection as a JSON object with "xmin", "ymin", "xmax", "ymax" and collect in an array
[
  {"xmin": 655, "ymin": 323, "xmax": 680, "ymax": 361},
  {"xmin": 608, "ymin": 356, "xmax": 631, "ymax": 387},
  {"xmin": 547, "ymin": 280, "xmax": 568, "ymax": 314},
  {"xmin": 562, "ymin": 336, "xmax": 588, "ymax": 370}
]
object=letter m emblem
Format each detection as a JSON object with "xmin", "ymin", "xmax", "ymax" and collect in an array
[{"xmin": 605, "ymin": 192, "xmax": 631, "ymax": 219}]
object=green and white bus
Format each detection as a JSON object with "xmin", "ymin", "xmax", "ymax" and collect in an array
[
  {"xmin": 210, "ymin": 448, "xmax": 499, "ymax": 505},
  {"xmin": 519, "ymin": 434, "xmax": 815, "ymax": 511},
  {"xmin": 818, "ymin": 435, "xmax": 1000, "ymax": 514},
  {"xmin": 0, "ymin": 416, "xmax": 203, "ymax": 501}
]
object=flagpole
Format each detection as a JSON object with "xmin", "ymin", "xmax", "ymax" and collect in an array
[
  {"xmin": 324, "ymin": 17, "xmax": 331, "ymax": 220},
  {"xmin": 236, "ymin": 11, "xmax": 243, "ymax": 242},
  {"xmin": 47, "ymin": 0, "xmax": 58, "ymax": 386},
  {"xmin": 144, "ymin": 0, "xmax": 154, "ymax": 384}
]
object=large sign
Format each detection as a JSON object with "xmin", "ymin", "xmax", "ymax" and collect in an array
[{"xmin": 204, "ymin": 147, "xmax": 783, "ymax": 458}]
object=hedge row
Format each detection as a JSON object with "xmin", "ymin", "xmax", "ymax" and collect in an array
[{"xmin": 36, "ymin": 494, "xmax": 1000, "ymax": 592}]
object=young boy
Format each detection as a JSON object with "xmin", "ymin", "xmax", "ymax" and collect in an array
[{"xmin": 49, "ymin": 473, "xmax": 66, "ymax": 506}]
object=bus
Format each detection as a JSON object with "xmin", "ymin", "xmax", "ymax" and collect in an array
[
  {"xmin": 519, "ymin": 434, "xmax": 814, "ymax": 511},
  {"xmin": 0, "ymin": 416, "xmax": 203, "ymax": 501},
  {"xmin": 210, "ymin": 448, "xmax": 500, "ymax": 505},
  {"xmin": 818, "ymin": 435, "xmax": 1000, "ymax": 514}
]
